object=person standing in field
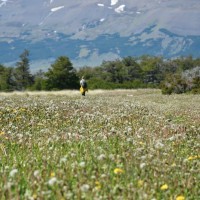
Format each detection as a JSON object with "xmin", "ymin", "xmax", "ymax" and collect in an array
[{"xmin": 80, "ymin": 76, "xmax": 88, "ymax": 96}]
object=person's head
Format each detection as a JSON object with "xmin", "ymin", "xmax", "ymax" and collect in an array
[{"xmin": 82, "ymin": 76, "xmax": 84, "ymax": 79}]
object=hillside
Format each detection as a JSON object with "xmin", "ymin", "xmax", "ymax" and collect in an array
[{"xmin": 0, "ymin": 0, "xmax": 200, "ymax": 70}]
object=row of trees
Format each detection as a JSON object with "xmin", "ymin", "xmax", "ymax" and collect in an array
[
  {"xmin": 0, "ymin": 50, "xmax": 79, "ymax": 91},
  {"xmin": 1, "ymin": 49, "xmax": 200, "ymax": 94},
  {"xmin": 78, "ymin": 55, "xmax": 200, "ymax": 94}
]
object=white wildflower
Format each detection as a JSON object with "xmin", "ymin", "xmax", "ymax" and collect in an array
[
  {"xmin": 71, "ymin": 153, "xmax": 76, "ymax": 157},
  {"xmin": 126, "ymin": 138, "xmax": 132, "ymax": 142},
  {"xmin": 60, "ymin": 156, "xmax": 67, "ymax": 163},
  {"xmin": 141, "ymin": 155, "xmax": 146, "ymax": 160},
  {"xmin": 97, "ymin": 154, "xmax": 106, "ymax": 160},
  {"xmin": 101, "ymin": 174, "xmax": 107, "ymax": 178},
  {"xmin": 127, "ymin": 127, "xmax": 132, "ymax": 132},
  {"xmin": 111, "ymin": 127, "xmax": 115, "ymax": 132},
  {"xmin": 79, "ymin": 161, "xmax": 86, "ymax": 168},
  {"xmin": 24, "ymin": 189, "xmax": 32, "ymax": 198},
  {"xmin": 154, "ymin": 141, "xmax": 164, "ymax": 149},
  {"xmin": 109, "ymin": 154, "xmax": 115, "ymax": 161},
  {"xmin": 5, "ymin": 166, "xmax": 9, "ymax": 170},
  {"xmin": 33, "ymin": 170, "xmax": 40, "ymax": 178},
  {"xmin": 4, "ymin": 182, "xmax": 13, "ymax": 190},
  {"xmin": 80, "ymin": 184, "xmax": 90, "ymax": 192},
  {"xmin": 48, "ymin": 177, "xmax": 57, "ymax": 186},
  {"xmin": 91, "ymin": 175, "xmax": 96, "ymax": 179},
  {"xmin": 9, "ymin": 169, "xmax": 18, "ymax": 177},
  {"xmin": 140, "ymin": 163, "xmax": 146, "ymax": 169},
  {"xmin": 168, "ymin": 136, "xmax": 176, "ymax": 141},
  {"xmin": 65, "ymin": 192, "xmax": 73, "ymax": 199},
  {"xmin": 138, "ymin": 127, "xmax": 144, "ymax": 133}
]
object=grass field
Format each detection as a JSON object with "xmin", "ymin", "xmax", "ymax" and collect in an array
[{"xmin": 0, "ymin": 89, "xmax": 199, "ymax": 200}]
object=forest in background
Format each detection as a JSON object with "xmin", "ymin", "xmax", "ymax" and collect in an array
[{"xmin": 0, "ymin": 49, "xmax": 200, "ymax": 94}]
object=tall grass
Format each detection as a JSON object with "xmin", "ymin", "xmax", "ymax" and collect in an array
[{"xmin": 0, "ymin": 89, "xmax": 199, "ymax": 199}]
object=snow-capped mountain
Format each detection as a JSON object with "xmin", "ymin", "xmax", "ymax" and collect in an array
[{"xmin": 0, "ymin": 0, "xmax": 200, "ymax": 71}]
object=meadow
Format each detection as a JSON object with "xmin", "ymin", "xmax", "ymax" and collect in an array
[{"xmin": 0, "ymin": 89, "xmax": 199, "ymax": 200}]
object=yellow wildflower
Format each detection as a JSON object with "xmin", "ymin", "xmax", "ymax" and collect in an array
[
  {"xmin": 137, "ymin": 180, "xmax": 144, "ymax": 187},
  {"xmin": 114, "ymin": 168, "xmax": 124, "ymax": 174},
  {"xmin": 187, "ymin": 155, "xmax": 199, "ymax": 161},
  {"xmin": 139, "ymin": 141, "xmax": 145, "ymax": 145},
  {"xmin": 0, "ymin": 131, "xmax": 5, "ymax": 136},
  {"xmin": 13, "ymin": 109, "xmax": 17, "ymax": 113},
  {"xmin": 32, "ymin": 194, "xmax": 37, "ymax": 199},
  {"xmin": 160, "ymin": 184, "xmax": 168, "ymax": 190},
  {"xmin": 50, "ymin": 172, "xmax": 55, "ymax": 177},
  {"xmin": 176, "ymin": 195, "xmax": 185, "ymax": 200},
  {"xmin": 171, "ymin": 162, "xmax": 176, "ymax": 167},
  {"xmin": 20, "ymin": 108, "xmax": 26, "ymax": 112},
  {"xmin": 95, "ymin": 181, "xmax": 101, "ymax": 190}
]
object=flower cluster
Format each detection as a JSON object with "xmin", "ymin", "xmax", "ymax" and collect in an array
[{"xmin": 0, "ymin": 89, "xmax": 199, "ymax": 199}]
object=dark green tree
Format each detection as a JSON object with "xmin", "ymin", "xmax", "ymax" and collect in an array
[
  {"xmin": 0, "ymin": 65, "xmax": 15, "ymax": 91},
  {"xmin": 140, "ymin": 55, "xmax": 164, "ymax": 85},
  {"xmin": 101, "ymin": 59, "xmax": 129, "ymax": 83},
  {"xmin": 45, "ymin": 56, "xmax": 79, "ymax": 90},
  {"xmin": 14, "ymin": 49, "xmax": 33, "ymax": 90},
  {"xmin": 161, "ymin": 74, "xmax": 188, "ymax": 94},
  {"xmin": 122, "ymin": 56, "xmax": 142, "ymax": 80},
  {"xmin": 30, "ymin": 70, "xmax": 46, "ymax": 91},
  {"xmin": 176, "ymin": 56, "xmax": 195, "ymax": 71},
  {"xmin": 191, "ymin": 77, "xmax": 200, "ymax": 94},
  {"xmin": 77, "ymin": 66, "xmax": 100, "ymax": 80}
]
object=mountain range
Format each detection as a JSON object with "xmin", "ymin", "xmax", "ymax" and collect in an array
[{"xmin": 0, "ymin": 0, "xmax": 200, "ymax": 72}]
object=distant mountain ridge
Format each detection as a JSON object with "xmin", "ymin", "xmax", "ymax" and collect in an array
[{"xmin": 0, "ymin": 0, "xmax": 200, "ymax": 71}]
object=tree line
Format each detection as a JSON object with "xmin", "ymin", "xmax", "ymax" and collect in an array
[{"xmin": 1, "ymin": 49, "xmax": 200, "ymax": 94}]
